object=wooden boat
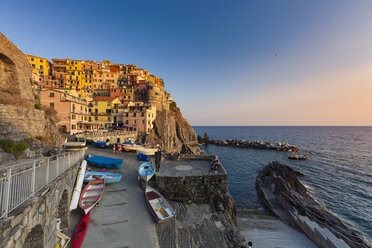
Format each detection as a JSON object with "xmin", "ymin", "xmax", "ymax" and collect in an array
[
  {"xmin": 137, "ymin": 148, "xmax": 158, "ymax": 156},
  {"xmin": 54, "ymin": 231, "xmax": 70, "ymax": 248},
  {"xmin": 79, "ymin": 179, "xmax": 105, "ymax": 214},
  {"xmin": 123, "ymin": 142, "xmax": 144, "ymax": 151},
  {"xmin": 70, "ymin": 212, "xmax": 90, "ymax": 248},
  {"xmin": 62, "ymin": 141, "xmax": 87, "ymax": 151},
  {"xmin": 84, "ymin": 171, "xmax": 123, "ymax": 184},
  {"xmin": 69, "ymin": 160, "xmax": 87, "ymax": 211},
  {"xmin": 138, "ymin": 163, "xmax": 155, "ymax": 182},
  {"xmin": 145, "ymin": 186, "xmax": 175, "ymax": 223}
]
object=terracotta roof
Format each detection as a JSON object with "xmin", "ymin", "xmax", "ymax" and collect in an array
[{"xmin": 93, "ymin": 96, "xmax": 117, "ymax": 101}]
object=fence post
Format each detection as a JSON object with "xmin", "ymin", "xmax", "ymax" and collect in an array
[
  {"xmin": 46, "ymin": 158, "xmax": 50, "ymax": 184},
  {"xmin": 57, "ymin": 155, "xmax": 60, "ymax": 176},
  {"xmin": 4, "ymin": 168, "xmax": 12, "ymax": 218},
  {"xmin": 31, "ymin": 161, "xmax": 36, "ymax": 197}
]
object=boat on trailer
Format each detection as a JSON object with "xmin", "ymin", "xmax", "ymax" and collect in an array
[
  {"xmin": 145, "ymin": 186, "xmax": 175, "ymax": 223},
  {"xmin": 138, "ymin": 163, "xmax": 155, "ymax": 182},
  {"xmin": 70, "ymin": 211, "xmax": 90, "ymax": 248},
  {"xmin": 84, "ymin": 171, "xmax": 123, "ymax": 184},
  {"xmin": 79, "ymin": 179, "xmax": 105, "ymax": 214}
]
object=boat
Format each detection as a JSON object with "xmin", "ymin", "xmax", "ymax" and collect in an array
[
  {"xmin": 138, "ymin": 163, "xmax": 155, "ymax": 182},
  {"xmin": 54, "ymin": 231, "xmax": 70, "ymax": 248},
  {"xmin": 145, "ymin": 186, "xmax": 175, "ymax": 223},
  {"xmin": 87, "ymin": 155, "xmax": 123, "ymax": 169},
  {"xmin": 123, "ymin": 142, "xmax": 144, "ymax": 151},
  {"xmin": 70, "ymin": 212, "xmax": 90, "ymax": 248},
  {"xmin": 137, "ymin": 148, "xmax": 158, "ymax": 156},
  {"xmin": 93, "ymin": 141, "xmax": 106, "ymax": 148},
  {"xmin": 288, "ymin": 154, "xmax": 309, "ymax": 160},
  {"xmin": 62, "ymin": 141, "xmax": 87, "ymax": 151},
  {"xmin": 69, "ymin": 160, "xmax": 87, "ymax": 211},
  {"xmin": 84, "ymin": 171, "xmax": 123, "ymax": 184},
  {"xmin": 79, "ymin": 179, "xmax": 105, "ymax": 214}
]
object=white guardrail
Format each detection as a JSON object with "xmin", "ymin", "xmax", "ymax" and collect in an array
[{"xmin": 0, "ymin": 150, "xmax": 85, "ymax": 219}]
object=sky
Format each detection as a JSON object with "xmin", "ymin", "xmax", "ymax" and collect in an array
[{"xmin": 1, "ymin": 0, "xmax": 372, "ymax": 126}]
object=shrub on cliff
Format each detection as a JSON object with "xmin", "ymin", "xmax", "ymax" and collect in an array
[
  {"xmin": 0, "ymin": 139, "xmax": 28, "ymax": 158},
  {"xmin": 169, "ymin": 101, "xmax": 180, "ymax": 112}
]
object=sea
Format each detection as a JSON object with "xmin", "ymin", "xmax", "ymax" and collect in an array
[{"xmin": 193, "ymin": 126, "xmax": 372, "ymax": 243}]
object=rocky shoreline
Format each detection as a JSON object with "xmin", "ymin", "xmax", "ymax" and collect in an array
[
  {"xmin": 255, "ymin": 161, "xmax": 370, "ymax": 248},
  {"xmin": 198, "ymin": 133, "xmax": 299, "ymax": 152}
]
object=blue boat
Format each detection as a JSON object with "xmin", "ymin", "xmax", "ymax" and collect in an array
[
  {"xmin": 84, "ymin": 171, "xmax": 123, "ymax": 184},
  {"xmin": 93, "ymin": 141, "xmax": 107, "ymax": 148},
  {"xmin": 138, "ymin": 163, "xmax": 155, "ymax": 182},
  {"xmin": 87, "ymin": 155, "xmax": 123, "ymax": 169}
]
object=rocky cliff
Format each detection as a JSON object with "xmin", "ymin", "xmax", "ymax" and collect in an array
[
  {"xmin": 256, "ymin": 161, "xmax": 369, "ymax": 248},
  {"xmin": 0, "ymin": 33, "xmax": 64, "ymax": 160},
  {"xmin": 144, "ymin": 104, "xmax": 197, "ymax": 151}
]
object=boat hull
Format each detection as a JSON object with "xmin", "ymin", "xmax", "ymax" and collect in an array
[
  {"xmin": 84, "ymin": 171, "xmax": 123, "ymax": 184},
  {"xmin": 79, "ymin": 179, "xmax": 105, "ymax": 214},
  {"xmin": 70, "ymin": 211, "xmax": 90, "ymax": 248},
  {"xmin": 87, "ymin": 155, "xmax": 123, "ymax": 169},
  {"xmin": 137, "ymin": 148, "xmax": 158, "ymax": 156},
  {"xmin": 138, "ymin": 163, "xmax": 155, "ymax": 182},
  {"xmin": 69, "ymin": 160, "xmax": 87, "ymax": 211},
  {"xmin": 145, "ymin": 186, "xmax": 175, "ymax": 223}
]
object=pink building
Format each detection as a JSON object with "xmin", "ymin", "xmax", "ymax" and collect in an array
[{"xmin": 122, "ymin": 102, "xmax": 156, "ymax": 133}]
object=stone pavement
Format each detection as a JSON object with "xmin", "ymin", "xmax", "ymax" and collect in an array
[
  {"xmin": 158, "ymin": 159, "xmax": 217, "ymax": 177},
  {"xmin": 237, "ymin": 209, "xmax": 317, "ymax": 248},
  {"xmin": 68, "ymin": 147, "xmax": 159, "ymax": 248}
]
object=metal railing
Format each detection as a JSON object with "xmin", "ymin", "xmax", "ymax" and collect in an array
[{"xmin": 0, "ymin": 150, "xmax": 85, "ymax": 219}]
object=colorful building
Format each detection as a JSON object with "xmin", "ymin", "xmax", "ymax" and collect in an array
[
  {"xmin": 40, "ymin": 88, "xmax": 96, "ymax": 134},
  {"xmin": 90, "ymin": 96, "xmax": 121, "ymax": 129},
  {"xmin": 122, "ymin": 102, "xmax": 156, "ymax": 133}
]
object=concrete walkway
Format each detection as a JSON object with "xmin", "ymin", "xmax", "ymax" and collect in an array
[
  {"xmin": 237, "ymin": 210, "xmax": 317, "ymax": 248},
  {"xmin": 68, "ymin": 147, "xmax": 159, "ymax": 248}
]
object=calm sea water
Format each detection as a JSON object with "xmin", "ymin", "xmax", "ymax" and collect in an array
[{"xmin": 193, "ymin": 126, "xmax": 372, "ymax": 243}]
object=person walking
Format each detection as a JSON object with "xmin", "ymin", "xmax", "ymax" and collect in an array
[
  {"xmin": 113, "ymin": 144, "xmax": 116, "ymax": 155},
  {"xmin": 118, "ymin": 144, "xmax": 122, "ymax": 154},
  {"xmin": 155, "ymin": 147, "xmax": 162, "ymax": 172}
]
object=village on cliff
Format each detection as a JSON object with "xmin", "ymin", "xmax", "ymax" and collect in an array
[{"xmin": 26, "ymin": 54, "xmax": 172, "ymax": 134}]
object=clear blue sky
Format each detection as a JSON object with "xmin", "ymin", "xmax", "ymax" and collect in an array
[{"xmin": 1, "ymin": 0, "xmax": 372, "ymax": 125}]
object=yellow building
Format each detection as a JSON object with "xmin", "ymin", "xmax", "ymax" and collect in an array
[
  {"xmin": 65, "ymin": 59, "xmax": 82, "ymax": 91},
  {"xmin": 26, "ymin": 54, "xmax": 51, "ymax": 81},
  {"xmin": 90, "ymin": 96, "xmax": 121, "ymax": 128}
]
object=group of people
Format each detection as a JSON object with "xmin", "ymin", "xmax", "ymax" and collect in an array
[
  {"xmin": 209, "ymin": 157, "xmax": 220, "ymax": 174},
  {"xmin": 112, "ymin": 143, "xmax": 123, "ymax": 155}
]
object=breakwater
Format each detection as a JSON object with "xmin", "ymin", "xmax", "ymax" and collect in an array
[{"xmin": 209, "ymin": 138, "xmax": 299, "ymax": 152}]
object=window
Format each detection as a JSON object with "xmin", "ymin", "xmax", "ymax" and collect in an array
[
  {"xmin": 80, "ymin": 106, "xmax": 82, "ymax": 110},
  {"xmin": 40, "ymin": 59, "xmax": 43, "ymax": 63},
  {"xmin": 95, "ymin": 117, "xmax": 98, "ymax": 121},
  {"xmin": 72, "ymin": 115, "xmax": 76, "ymax": 120},
  {"xmin": 50, "ymin": 93, "xmax": 55, "ymax": 97},
  {"xmin": 72, "ymin": 124, "xmax": 76, "ymax": 130},
  {"xmin": 133, "ymin": 113, "xmax": 136, "ymax": 117},
  {"xmin": 126, "ymin": 113, "xmax": 128, "ymax": 117},
  {"xmin": 134, "ymin": 120, "xmax": 136, "ymax": 124},
  {"xmin": 142, "ymin": 120, "xmax": 145, "ymax": 124},
  {"xmin": 89, "ymin": 117, "xmax": 92, "ymax": 122},
  {"xmin": 31, "ymin": 58, "xmax": 34, "ymax": 61},
  {"xmin": 108, "ymin": 117, "xmax": 111, "ymax": 121},
  {"xmin": 125, "ymin": 120, "xmax": 128, "ymax": 124},
  {"xmin": 50, "ymin": 103, "xmax": 54, "ymax": 108}
]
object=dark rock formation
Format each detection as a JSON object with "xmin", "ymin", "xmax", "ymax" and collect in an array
[
  {"xmin": 256, "ymin": 161, "xmax": 369, "ymax": 248},
  {"xmin": 145, "ymin": 105, "xmax": 197, "ymax": 151},
  {"xmin": 211, "ymin": 139, "xmax": 299, "ymax": 152},
  {"xmin": 204, "ymin": 132, "xmax": 210, "ymax": 145},
  {"xmin": 156, "ymin": 201, "xmax": 246, "ymax": 248}
]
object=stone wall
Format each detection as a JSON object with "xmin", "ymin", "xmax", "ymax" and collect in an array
[
  {"xmin": 0, "ymin": 160, "xmax": 80, "ymax": 248},
  {"xmin": 0, "ymin": 32, "xmax": 34, "ymax": 101},
  {"xmin": 156, "ymin": 166, "xmax": 228, "ymax": 203}
]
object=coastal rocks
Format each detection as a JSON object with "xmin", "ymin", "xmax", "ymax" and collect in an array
[
  {"xmin": 256, "ymin": 161, "xmax": 369, "ymax": 248},
  {"xmin": 145, "ymin": 105, "xmax": 197, "ymax": 151},
  {"xmin": 210, "ymin": 139, "xmax": 299, "ymax": 152},
  {"xmin": 156, "ymin": 202, "xmax": 246, "ymax": 248}
]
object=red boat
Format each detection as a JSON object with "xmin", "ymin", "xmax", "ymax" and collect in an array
[
  {"xmin": 70, "ymin": 211, "xmax": 90, "ymax": 248},
  {"xmin": 79, "ymin": 178, "xmax": 105, "ymax": 214}
]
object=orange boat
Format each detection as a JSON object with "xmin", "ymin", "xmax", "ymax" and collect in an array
[{"xmin": 79, "ymin": 179, "xmax": 105, "ymax": 214}]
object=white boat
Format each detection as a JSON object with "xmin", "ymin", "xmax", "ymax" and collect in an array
[
  {"xmin": 138, "ymin": 163, "xmax": 155, "ymax": 182},
  {"xmin": 145, "ymin": 186, "xmax": 175, "ymax": 223},
  {"xmin": 137, "ymin": 148, "xmax": 158, "ymax": 156},
  {"xmin": 69, "ymin": 160, "xmax": 87, "ymax": 211},
  {"xmin": 79, "ymin": 179, "xmax": 105, "ymax": 214},
  {"xmin": 123, "ymin": 142, "xmax": 144, "ymax": 151}
]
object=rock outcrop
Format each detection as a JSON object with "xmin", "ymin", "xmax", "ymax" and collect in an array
[
  {"xmin": 157, "ymin": 201, "xmax": 246, "ymax": 248},
  {"xmin": 144, "ymin": 105, "xmax": 197, "ymax": 151},
  {"xmin": 256, "ymin": 161, "xmax": 369, "ymax": 248},
  {"xmin": 0, "ymin": 33, "xmax": 64, "ymax": 159}
]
